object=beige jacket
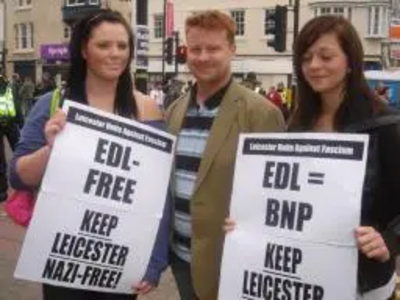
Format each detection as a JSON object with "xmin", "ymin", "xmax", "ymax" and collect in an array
[{"xmin": 166, "ymin": 81, "xmax": 286, "ymax": 300}]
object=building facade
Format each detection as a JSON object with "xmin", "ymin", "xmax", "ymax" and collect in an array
[
  {"xmin": 0, "ymin": 0, "xmax": 5, "ymax": 72},
  {"xmin": 1, "ymin": 0, "xmax": 394, "ymax": 88},
  {"xmin": 131, "ymin": 0, "xmax": 392, "ymax": 88},
  {"xmin": 3, "ymin": 0, "xmax": 131, "ymax": 84}
]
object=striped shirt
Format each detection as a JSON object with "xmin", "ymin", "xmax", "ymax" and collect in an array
[{"xmin": 171, "ymin": 80, "xmax": 232, "ymax": 263}]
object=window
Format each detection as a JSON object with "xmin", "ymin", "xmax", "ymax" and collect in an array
[
  {"xmin": 333, "ymin": 7, "xmax": 344, "ymax": 15},
  {"xmin": 15, "ymin": 0, "xmax": 32, "ymax": 9},
  {"xmin": 320, "ymin": 7, "xmax": 332, "ymax": 15},
  {"xmin": 89, "ymin": 0, "xmax": 99, "ymax": 4},
  {"xmin": 153, "ymin": 14, "xmax": 164, "ymax": 39},
  {"xmin": 14, "ymin": 23, "xmax": 34, "ymax": 50},
  {"xmin": 315, "ymin": 6, "xmax": 351, "ymax": 19},
  {"xmin": 264, "ymin": 9, "xmax": 275, "ymax": 36},
  {"xmin": 231, "ymin": 10, "xmax": 245, "ymax": 36},
  {"xmin": 368, "ymin": 6, "xmax": 389, "ymax": 37},
  {"xmin": 66, "ymin": 0, "xmax": 85, "ymax": 6},
  {"xmin": 64, "ymin": 26, "xmax": 71, "ymax": 39}
]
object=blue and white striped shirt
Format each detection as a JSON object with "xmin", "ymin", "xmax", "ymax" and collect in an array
[{"xmin": 171, "ymin": 80, "xmax": 232, "ymax": 262}]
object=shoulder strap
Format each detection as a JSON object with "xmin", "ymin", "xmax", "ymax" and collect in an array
[
  {"xmin": 344, "ymin": 114, "xmax": 400, "ymax": 133},
  {"xmin": 50, "ymin": 88, "xmax": 62, "ymax": 117}
]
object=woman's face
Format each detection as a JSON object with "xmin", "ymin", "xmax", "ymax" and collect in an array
[
  {"xmin": 82, "ymin": 21, "xmax": 130, "ymax": 82},
  {"xmin": 301, "ymin": 33, "xmax": 349, "ymax": 97}
]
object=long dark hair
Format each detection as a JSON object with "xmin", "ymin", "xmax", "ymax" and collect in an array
[
  {"xmin": 67, "ymin": 9, "xmax": 137, "ymax": 118},
  {"xmin": 289, "ymin": 15, "xmax": 379, "ymax": 131}
]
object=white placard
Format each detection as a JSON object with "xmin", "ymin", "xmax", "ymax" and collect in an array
[
  {"xmin": 219, "ymin": 133, "xmax": 369, "ymax": 300},
  {"xmin": 15, "ymin": 101, "xmax": 175, "ymax": 294}
]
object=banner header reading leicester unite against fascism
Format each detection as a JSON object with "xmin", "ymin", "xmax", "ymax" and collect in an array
[
  {"xmin": 67, "ymin": 107, "xmax": 173, "ymax": 153},
  {"xmin": 243, "ymin": 138, "xmax": 364, "ymax": 160}
]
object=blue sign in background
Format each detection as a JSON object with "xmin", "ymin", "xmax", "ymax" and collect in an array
[
  {"xmin": 367, "ymin": 79, "xmax": 400, "ymax": 108},
  {"xmin": 135, "ymin": 25, "xmax": 149, "ymax": 71}
]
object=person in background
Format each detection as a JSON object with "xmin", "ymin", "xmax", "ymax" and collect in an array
[
  {"xmin": 163, "ymin": 76, "xmax": 184, "ymax": 110},
  {"xmin": 241, "ymin": 72, "xmax": 257, "ymax": 91},
  {"xmin": 149, "ymin": 82, "xmax": 164, "ymax": 110},
  {"xmin": 276, "ymin": 82, "xmax": 291, "ymax": 120},
  {"xmin": 166, "ymin": 10, "xmax": 285, "ymax": 300},
  {"xmin": 241, "ymin": 72, "xmax": 266, "ymax": 96},
  {"xmin": 9, "ymin": 9, "xmax": 169, "ymax": 300},
  {"xmin": 0, "ymin": 74, "xmax": 21, "ymax": 216},
  {"xmin": 375, "ymin": 83, "xmax": 390, "ymax": 104},
  {"xmin": 34, "ymin": 72, "xmax": 56, "ymax": 98},
  {"xmin": 226, "ymin": 15, "xmax": 400, "ymax": 300},
  {"xmin": 10, "ymin": 73, "xmax": 22, "ymax": 102},
  {"xmin": 19, "ymin": 76, "xmax": 35, "ymax": 116},
  {"xmin": 266, "ymin": 85, "xmax": 283, "ymax": 109}
]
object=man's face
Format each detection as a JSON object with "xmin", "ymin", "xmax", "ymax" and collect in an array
[{"xmin": 186, "ymin": 27, "xmax": 235, "ymax": 86}]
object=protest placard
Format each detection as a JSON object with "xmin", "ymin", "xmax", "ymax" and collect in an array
[
  {"xmin": 15, "ymin": 101, "xmax": 175, "ymax": 294},
  {"xmin": 219, "ymin": 133, "xmax": 369, "ymax": 300}
]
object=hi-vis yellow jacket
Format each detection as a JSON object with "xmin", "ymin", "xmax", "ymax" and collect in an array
[{"xmin": 0, "ymin": 87, "xmax": 16, "ymax": 119}]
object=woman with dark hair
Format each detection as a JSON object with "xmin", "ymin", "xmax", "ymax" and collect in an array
[
  {"xmin": 290, "ymin": 15, "xmax": 400, "ymax": 299},
  {"xmin": 9, "ymin": 9, "xmax": 169, "ymax": 300},
  {"xmin": 226, "ymin": 15, "xmax": 400, "ymax": 299}
]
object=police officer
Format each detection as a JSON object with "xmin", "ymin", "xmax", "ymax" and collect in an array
[{"xmin": 0, "ymin": 74, "xmax": 20, "ymax": 212}]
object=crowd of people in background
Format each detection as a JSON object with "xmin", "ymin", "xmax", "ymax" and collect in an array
[
  {"xmin": 149, "ymin": 72, "xmax": 295, "ymax": 122},
  {"xmin": 240, "ymin": 71, "xmax": 293, "ymax": 120},
  {"xmin": 10, "ymin": 72, "xmax": 56, "ymax": 118}
]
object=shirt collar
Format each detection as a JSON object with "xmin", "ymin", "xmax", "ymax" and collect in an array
[{"xmin": 190, "ymin": 77, "xmax": 233, "ymax": 110}]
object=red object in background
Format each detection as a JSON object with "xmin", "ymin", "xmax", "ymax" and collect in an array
[
  {"xmin": 266, "ymin": 90, "xmax": 283, "ymax": 108},
  {"xmin": 5, "ymin": 191, "xmax": 35, "ymax": 227},
  {"xmin": 390, "ymin": 25, "xmax": 400, "ymax": 40},
  {"xmin": 176, "ymin": 45, "xmax": 187, "ymax": 64},
  {"xmin": 165, "ymin": 0, "xmax": 174, "ymax": 38}
]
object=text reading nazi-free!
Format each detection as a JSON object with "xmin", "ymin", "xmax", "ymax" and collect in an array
[{"xmin": 42, "ymin": 209, "xmax": 128, "ymax": 289}]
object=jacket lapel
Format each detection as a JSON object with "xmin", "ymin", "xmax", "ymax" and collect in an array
[
  {"xmin": 193, "ymin": 82, "xmax": 241, "ymax": 194},
  {"xmin": 168, "ymin": 93, "xmax": 191, "ymax": 136}
]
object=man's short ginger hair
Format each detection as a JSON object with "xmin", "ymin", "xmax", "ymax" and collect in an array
[{"xmin": 185, "ymin": 10, "xmax": 236, "ymax": 45}]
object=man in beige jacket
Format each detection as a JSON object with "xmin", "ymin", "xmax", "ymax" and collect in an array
[{"xmin": 166, "ymin": 10, "xmax": 285, "ymax": 300}]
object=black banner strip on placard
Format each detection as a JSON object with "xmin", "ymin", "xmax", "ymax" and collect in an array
[
  {"xmin": 49, "ymin": 254, "xmax": 124, "ymax": 271},
  {"xmin": 243, "ymin": 138, "xmax": 364, "ymax": 160},
  {"xmin": 78, "ymin": 232, "xmax": 112, "ymax": 242},
  {"xmin": 67, "ymin": 106, "xmax": 173, "ymax": 154},
  {"xmin": 263, "ymin": 269, "xmax": 301, "ymax": 281}
]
